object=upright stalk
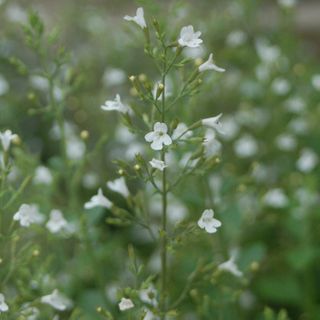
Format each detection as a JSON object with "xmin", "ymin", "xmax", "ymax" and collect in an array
[{"xmin": 160, "ymin": 48, "xmax": 168, "ymax": 319}]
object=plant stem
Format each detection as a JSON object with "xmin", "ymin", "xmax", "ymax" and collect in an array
[{"xmin": 160, "ymin": 48, "xmax": 168, "ymax": 319}]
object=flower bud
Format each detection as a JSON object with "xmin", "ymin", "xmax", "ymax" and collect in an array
[
  {"xmin": 27, "ymin": 92, "xmax": 36, "ymax": 101},
  {"xmin": 138, "ymin": 73, "xmax": 147, "ymax": 82},
  {"xmin": 250, "ymin": 261, "xmax": 260, "ymax": 272},
  {"xmin": 12, "ymin": 135, "xmax": 21, "ymax": 146},
  {"xmin": 155, "ymin": 83, "xmax": 164, "ymax": 100},
  {"xmin": 32, "ymin": 249, "xmax": 40, "ymax": 257},
  {"xmin": 80, "ymin": 130, "xmax": 89, "ymax": 140}
]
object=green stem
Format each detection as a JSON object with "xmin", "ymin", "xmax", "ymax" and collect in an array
[{"xmin": 160, "ymin": 47, "xmax": 168, "ymax": 320}]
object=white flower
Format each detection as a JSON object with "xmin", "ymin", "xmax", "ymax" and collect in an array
[
  {"xmin": 201, "ymin": 113, "xmax": 224, "ymax": 134},
  {"xmin": 0, "ymin": 74, "xmax": 9, "ymax": 96},
  {"xmin": 13, "ymin": 204, "xmax": 44, "ymax": 227},
  {"xmin": 118, "ymin": 297, "xmax": 134, "ymax": 311},
  {"xmin": 139, "ymin": 285, "xmax": 158, "ymax": 307},
  {"xmin": 66, "ymin": 136, "xmax": 85, "ymax": 161},
  {"xmin": 218, "ymin": 254, "xmax": 243, "ymax": 277},
  {"xmin": 33, "ymin": 166, "xmax": 53, "ymax": 185},
  {"xmin": 226, "ymin": 30, "xmax": 247, "ymax": 47},
  {"xmin": 255, "ymin": 40, "xmax": 280, "ymax": 64},
  {"xmin": 278, "ymin": 0, "xmax": 297, "ymax": 8},
  {"xmin": 271, "ymin": 78, "xmax": 290, "ymax": 96},
  {"xmin": 234, "ymin": 135, "xmax": 258, "ymax": 158},
  {"xmin": 311, "ymin": 74, "xmax": 320, "ymax": 91},
  {"xmin": 41, "ymin": 289, "xmax": 72, "ymax": 311},
  {"xmin": 296, "ymin": 149, "xmax": 318, "ymax": 173},
  {"xmin": 101, "ymin": 94, "xmax": 128, "ymax": 113},
  {"xmin": 263, "ymin": 188, "xmax": 288, "ymax": 208},
  {"xmin": 198, "ymin": 209, "xmax": 222, "ymax": 234},
  {"xmin": 199, "ymin": 54, "xmax": 225, "ymax": 73},
  {"xmin": 172, "ymin": 123, "xmax": 192, "ymax": 140},
  {"xmin": 84, "ymin": 188, "xmax": 112, "ymax": 209},
  {"xmin": 0, "ymin": 293, "xmax": 8, "ymax": 313},
  {"xmin": 107, "ymin": 177, "xmax": 130, "ymax": 197},
  {"xmin": 0, "ymin": 130, "xmax": 17, "ymax": 151},
  {"xmin": 29, "ymin": 75, "xmax": 49, "ymax": 91},
  {"xmin": 284, "ymin": 96, "xmax": 306, "ymax": 113},
  {"xmin": 275, "ymin": 134, "xmax": 297, "ymax": 151},
  {"xmin": 46, "ymin": 210, "xmax": 68, "ymax": 234},
  {"xmin": 178, "ymin": 25, "xmax": 203, "ymax": 48},
  {"xmin": 124, "ymin": 7, "xmax": 146, "ymax": 29},
  {"xmin": 102, "ymin": 68, "xmax": 126, "ymax": 87},
  {"xmin": 145, "ymin": 122, "xmax": 172, "ymax": 151},
  {"xmin": 288, "ymin": 118, "xmax": 308, "ymax": 135},
  {"xmin": 149, "ymin": 158, "xmax": 167, "ymax": 171}
]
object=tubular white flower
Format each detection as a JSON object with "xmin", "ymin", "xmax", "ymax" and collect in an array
[
  {"xmin": 296, "ymin": 148, "xmax": 318, "ymax": 173},
  {"xmin": 124, "ymin": 7, "xmax": 147, "ymax": 29},
  {"xmin": 46, "ymin": 209, "xmax": 69, "ymax": 234},
  {"xmin": 13, "ymin": 204, "xmax": 44, "ymax": 227},
  {"xmin": 198, "ymin": 209, "xmax": 222, "ymax": 233},
  {"xmin": 218, "ymin": 253, "xmax": 243, "ymax": 277},
  {"xmin": 101, "ymin": 94, "xmax": 128, "ymax": 113},
  {"xmin": 263, "ymin": 188, "xmax": 288, "ymax": 208},
  {"xmin": 149, "ymin": 158, "xmax": 167, "ymax": 171},
  {"xmin": 199, "ymin": 53, "xmax": 225, "ymax": 73},
  {"xmin": 0, "ymin": 129, "xmax": 17, "ymax": 151},
  {"xmin": 145, "ymin": 122, "xmax": 172, "ymax": 151},
  {"xmin": 178, "ymin": 25, "xmax": 203, "ymax": 48},
  {"xmin": 107, "ymin": 177, "xmax": 130, "ymax": 197},
  {"xmin": 139, "ymin": 285, "xmax": 158, "ymax": 307},
  {"xmin": 201, "ymin": 113, "xmax": 224, "ymax": 134},
  {"xmin": 84, "ymin": 188, "xmax": 112, "ymax": 209},
  {"xmin": 0, "ymin": 293, "xmax": 8, "ymax": 313},
  {"xmin": 33, "ymin": 166, "xmax": 53, "ymax": 185},
  {"xmin": 118, "ymin": 297, "xmax": 134, "ymax": 311},
  {"xmin": 41, "ymin": 289, "xmax": 72, "ymax": 311}
]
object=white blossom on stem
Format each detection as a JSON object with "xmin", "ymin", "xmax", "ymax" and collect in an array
[
  {"xmin": 0, "ymin": 293, "xmax": 8, "ymax": 313},
  {"xmin": 145, "ymin": 122, "xmax": 172, "ymax": 151},
  {"xmin": 46, "ymin": 209, "xmax": 69, "ymax": 234},
  {"xmin": 124, "ymin": 7, "xmax": 146, "ymax": 29},
  {"xmin": 198, "ymin": 209, "xmax": 222, "ymax": 234},
  {"xmin": 13, "ymin": 204, "xmax": 44, "ymax": 227},
  {"xmin": 149, "ymin": 158, "xmax": 167, "ymax": 171},
  {"xmin": 101, "ymin": 94, "xmax": 128, "ymax": 113},
  {"xmin": 199, "ymin": 54, "xmax": 225, "ymax": 73},
  {"xmin": 178, "ymin": 25, "xmax": 203, "ymax": 48},
  {"xmin": 41, "ymin": 289, "xmax": 72, "ymax": 311},
  {"xmin": 118, "ymin": 297, "xmax": 134, "ymax": 311},
  {"xmin": 201, "ymin": 113, "xmax": 224, "ymax": 134},
  {"xmin": 84, "ymin": 188, "xmax": 112, "ymax": 209},
  {"xmin": 218, "ymin": 252, "xmax": 243, "ymax": 277},
  {"xmin": 0, "ymin": 129, "xmax": 17, "ymax": 151},
  {"xmin": 107, "ymin": 177, "xmax": 130, "ymax": 197}
]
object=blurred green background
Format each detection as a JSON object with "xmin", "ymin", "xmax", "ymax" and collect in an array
[{"xmin": 0, "ymin": 0, "xmax": 320, "ymax": 319}]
